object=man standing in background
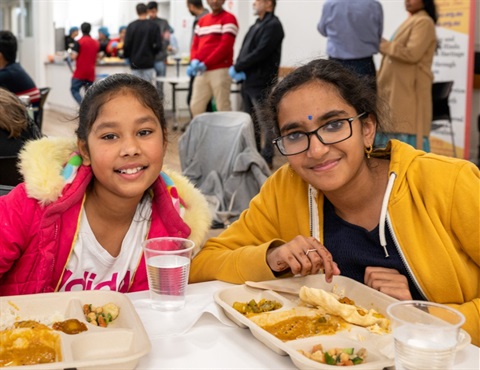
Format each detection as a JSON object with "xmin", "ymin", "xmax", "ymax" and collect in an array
[
  {"xmin": 317, "ymin": 0, "xmax": 383, "ymax": 81},
  {"xmin": 229, "ymin": 0, "xmax": 284, "ymax": 168},
  {"xmin": 65, "ymin": 26, "xmax": 79, "ymax": 51},
  {"xmin": 186, "ymin": 0, "xmax": 211, "ymax": 117},
  {"xmin": 188, "ymin": 0, "xmax": 238, "ymax": 117},
  {"xmin": 124, "ymin": 3, "xmax": 162, "ymax": 85},
  {"xmin": 70, "ymin": 22, "xmax": 100, "ymax": 105},
  {"xmin": 147, "ymin": 1, "xmax": 171, "ymax": 98}
]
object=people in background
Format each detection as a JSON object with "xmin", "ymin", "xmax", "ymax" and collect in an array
[
  {"xmin": 376, "ymin": 0, "xmax": 437, "ymax": 151},
  {"xmin": 0, "ymin": 73, "xmax": 211, "ymax": 296},
  {"xmin": 147, "ymin": 1, "xmax": 171, "ymax": 98},
  {"xmin": 167, "ymin": 26, "xmax": 179, "ymax": 56},
  {"xmin": 189, "ymin": 59, "xmax": 479, "ymax": 346},
  {"xmin": 0, "ymin": 31, "xmax": 40, "ymax": 112},
  {"xmin": 124, "ymin": 3, "xmax": 163, "ymax": 85},
  {"xmin": 70, "ymin": 22, "xmax": 100, "ymax": 105},
  {"xmin": 317, "ymin": 0, "xmax": 383, "ymax": 81},
  {"xmin": 65, "ymin": 26, "xmax": 79, "ymax": 51},
  {"xmin": 188, "ymin": 0, "xmax": 238, "ymax": 117},
  {"xmin": 0, "ymin": 88, "xmax": 41, "ymax": 157},
  {"xmin": 186, "ymin": 0, "xmax": 212, "ymax": 118},
  {"xmin": 97, "ymin": 26, "xmax": 110, "ymax": 56},
  {"xmin": 106, "ymin": 26, "xmax": 127, "ymax": 58},
  {"xmin": 229, "ymin": 0, "xmax": 284, "ymax": 169}
]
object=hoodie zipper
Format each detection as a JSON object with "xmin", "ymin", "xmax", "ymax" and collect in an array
[
  {"xmin": 385, "ymin": 212, "xmax": 428, "ymax": 300},
  {"xmin": 380, "ymin": 172, "xmax": 428, "ymax": 300}
]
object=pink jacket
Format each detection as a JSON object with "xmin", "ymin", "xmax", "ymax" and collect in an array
[{"xmin": 0, "ymin": 138, "xmax": 211, "ymax": 296}]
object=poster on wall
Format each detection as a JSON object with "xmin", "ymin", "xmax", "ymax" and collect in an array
[{"xmin": 430, "ymin": 0, "xmax": 476, "ymax": 159}]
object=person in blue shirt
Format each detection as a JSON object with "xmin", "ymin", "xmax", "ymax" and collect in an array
[{"xmin": 317, "ymin": 0, "xmax": 383, "ymax": 83}]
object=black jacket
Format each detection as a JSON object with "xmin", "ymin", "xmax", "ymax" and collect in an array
[
  {"xmin": 124, "ymin": 19, "xmax": 162, "ymax": 69},
  {"xmin": 234, "ymin": 12, "xmax": 284, "ymax": 91}
]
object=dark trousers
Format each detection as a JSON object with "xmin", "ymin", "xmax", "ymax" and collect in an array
[
  {"xmin": 71, "ymin": 78, "xmax": 93, "ymax": 105},
  {"xmin": 241, "ymin": 86, "xmax": 275, "ymax": 165},
  {"xmin": 329, "ymin": 56, "xmax": 377, "ymax": 91}
]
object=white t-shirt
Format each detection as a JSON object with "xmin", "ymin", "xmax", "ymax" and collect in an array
[{"xmin": 59, "ymin": 196, "xmax": 152, "ymax": 292}]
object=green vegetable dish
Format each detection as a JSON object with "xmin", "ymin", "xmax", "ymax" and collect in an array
[
  {"xmin": 232, "ymin": 299, "xmax": 283, "ymax": 315},
  {"xmin": 299, "ymin": 344, "xmax": 367, "ymax": 366}
]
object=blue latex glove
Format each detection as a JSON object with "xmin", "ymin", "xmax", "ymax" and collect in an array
[
  {"xmin": 233, "ymin": 71, "xmax": 246, "ymax": 82},
  {"xmin": 197, "ymin": 62, "xmax": 206, "ymax": 73},
  {"xmin": 111, "ymin": 41, "xmax": 118, "ymax": 48},
  {"xmin": 186, "ymin": 65, "xmax": 196, "ymax": 77},
  {"xmin": 228, "ymin": 65, "xmax": 237, "ymax": 79},
  {"xmin": 190, "ymin": 59, "xmax": 200, "ymax": 70}
]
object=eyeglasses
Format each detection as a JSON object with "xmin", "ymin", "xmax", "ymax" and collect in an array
[{"xmin": 272, "ymin": 112, "xmax": 367, "ymax": 156}]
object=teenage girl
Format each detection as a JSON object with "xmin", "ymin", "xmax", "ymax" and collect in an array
[
  {"xmin": 190, "ymin": 59, "xmax": 479, "ymax": 345},
  {"xmin": 0, "ymin": 73, "xmax": 211, "ymax": 295}
]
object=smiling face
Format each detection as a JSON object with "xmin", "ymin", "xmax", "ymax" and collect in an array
[
  {"xmin": 277, "ymin": 81, "xmax": 376, "ymax": 194},
  {"xmin": 78, "ymin": 91, "xmax": 165, "ymax": 202}
]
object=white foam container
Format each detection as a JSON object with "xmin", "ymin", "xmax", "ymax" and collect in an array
[
  {"xmin": 214, "ymin": 275, "xmax": 396, "ymax": 370},
  {"xmin": 0, "ymin": 290, "xmax": 151, "ymax": 370}
]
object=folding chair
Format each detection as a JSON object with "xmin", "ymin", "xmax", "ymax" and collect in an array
[
  {"xmin": 35, "ymin": 87, "xmax": 51, "ymax": 131},
  {"xmin": 431, "ymin": 81, "xmax": 456, "ymax": 157},
  {"xmin": 0, "ymin": 184, "xmax": 14, "ymax": 196},
  {"xmin": 178, "ymin": 112, "xmax": 271, "ymax": 226},
  {"xmin": 0, "ymin": 156, "xmax": 23, "ymax": 186}
]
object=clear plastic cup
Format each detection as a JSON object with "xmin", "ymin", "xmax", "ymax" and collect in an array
[
  {"xmin": 142, "ymin": 237, "xmax": 195, "ymax": 311},
  {"xmin": 387, "ymin": 300, "xmax": 465, "ymax": 370}
]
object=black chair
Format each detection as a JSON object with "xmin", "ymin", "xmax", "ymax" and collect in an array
[
  {"xmin": 35, "ymin": 87, "xmax": 51, "ymax": 131},
  {"xmin": 0, "ymin": 156, "xmax": 23, "ymax": 186},
  {"xmin": 431, "ymin": 81, "xmax": 456, "ymax": 157},
  {"xmin": 0, "ymin": 184, "xmax": 14, "ymax": 196}
]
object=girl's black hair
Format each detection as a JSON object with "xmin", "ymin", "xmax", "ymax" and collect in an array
[
  {"xmin": 260, "ymin": 58, "xmax": 391, "ymax": 138},
  {"xmin": 76, "ymin": 73, "xmax": 167, "ymax": 144}
]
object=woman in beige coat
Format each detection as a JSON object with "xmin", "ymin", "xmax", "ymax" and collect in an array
[{"xmin": 376, "ymin": 0, "xmax": 437, "ymax": 151}]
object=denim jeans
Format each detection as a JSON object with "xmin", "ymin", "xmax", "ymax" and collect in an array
[
  {"xmin": 154, "ymin": 60, "xmax": 166, "ymax": 98},
  {"xmin": 131, "ymin": 68, "xmax": 156, "ymax": 86},
  {"xmin": 71, "ymin": 78, "xmax": 93, "ymax": 105}
]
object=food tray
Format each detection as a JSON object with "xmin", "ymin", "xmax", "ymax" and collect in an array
[
  {"xmin": 0, "ymin": 290, "xmax": 151, "ymax": 370},
  {"xmin": 214, "ymin": 275, "xmax": 396, "ymax": 370}
]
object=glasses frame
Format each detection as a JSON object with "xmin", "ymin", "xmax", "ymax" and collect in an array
[{"xmin": 272, "ymin": 112, "xmax": 367, "ymax": 156}]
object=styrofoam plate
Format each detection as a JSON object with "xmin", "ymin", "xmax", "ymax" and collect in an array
[
  {"xmin": 0, "ymin": 290, "xmax": 151, "ymax": 370},
  {"xmin": 214, "ymin": 275, "xmax": 396, "ymax": 369}
]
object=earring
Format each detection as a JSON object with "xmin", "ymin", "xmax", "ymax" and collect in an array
[{"xmin": 365, "ymin": 145, "xmax": 373, "ymax": 159}]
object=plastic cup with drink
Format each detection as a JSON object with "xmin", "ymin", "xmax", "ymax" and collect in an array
[
  {"xmin": 142, "ymin": 237, "xmax": 195, "ymax": 311},
  {"xmin": 387, "ymin": 300, "xmax": 465, "ymax": 370}
]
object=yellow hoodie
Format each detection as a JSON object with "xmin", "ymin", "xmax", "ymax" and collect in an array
[{"xmin": 191, "ymin": 140, "xmax": 479, "ymax": 345}]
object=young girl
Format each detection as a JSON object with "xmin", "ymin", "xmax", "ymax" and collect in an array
[
  {"xmin": 190, "ymin": 59, "xmax": 479, "ymax": 345},
  {"xmin": 0, "ymin": 73, "xmax": 211, "ymax": 295}
]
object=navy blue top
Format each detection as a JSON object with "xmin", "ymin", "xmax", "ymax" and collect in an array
[
  {"xmin": 323, "ymin": 197, "xmax": 424, "ymax": 300},
  {"xmin": 0, "ymin": 63, "xmax": 40, "ymax": 106}
]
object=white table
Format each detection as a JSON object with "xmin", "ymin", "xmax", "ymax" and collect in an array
[
  {"xmin": 129, "ymin": 281, "xmax": 479, "ymax": 369},
  {"xmin": 156, "ymin": 76, "xmax": 191, "ymax": 131}
]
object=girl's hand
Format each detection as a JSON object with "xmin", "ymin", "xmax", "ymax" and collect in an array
[
  {"xmin": 266, "ymin": 236, "xmax": 340, "ymax": 282},
  {"xmin": 364, "ymin": 266, "xmax": 413, "ymax": 300}
]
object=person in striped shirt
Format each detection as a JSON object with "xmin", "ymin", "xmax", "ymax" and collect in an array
[{"xmin": 188, "ymin": 0, "xmax": 238, "ymax": 117}]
